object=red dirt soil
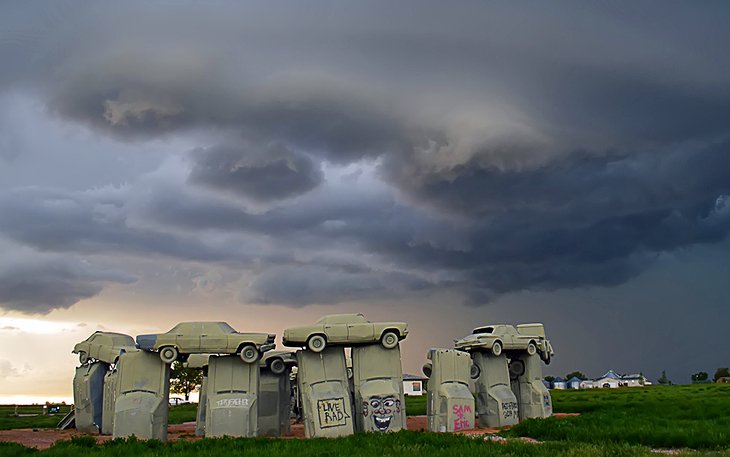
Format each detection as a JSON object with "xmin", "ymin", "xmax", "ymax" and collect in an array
[{"xmin": 0, "ymin": 414, "xmax": 579, "ymax": 450}]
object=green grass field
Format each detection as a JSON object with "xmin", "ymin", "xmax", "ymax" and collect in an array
[
  {"xmin": 1, "ymin": 431, "xmax": 723, "ymax": 457},
  {"xmin": 0, "ymin": 405, "xmax": 73, "ymax": 431},
  {"xmin": 503, "ymin": 384, "xmax": 730, "ymax": 450},
  {"xmin": 2, "ymin": 386, "xmax": 729, "ymax": 456}
]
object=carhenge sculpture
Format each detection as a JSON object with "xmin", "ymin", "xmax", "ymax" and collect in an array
[
  {"xmin": 283, "ymin": 313, "xmax": 408, "ymax": 437},
  {"xmin": 454, "ymin": 323, "xmax": 554, "ymax": 426},
  {"xmin": 67, "ymin": 317, "xmax": 551, "ymax": 440}
]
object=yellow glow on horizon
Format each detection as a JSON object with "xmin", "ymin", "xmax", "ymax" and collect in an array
[{"xmin": 0, "ymin": 317, "xmax": 80, "ymax": 334}]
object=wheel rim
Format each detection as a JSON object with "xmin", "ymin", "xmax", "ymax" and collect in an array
[
  {"xmin": 270, "ymin": 359, "xmax": 285, "ymax": 374},
  {"xmin": 309, "ymin": 336, "xmax": 325, "ymax": 351},
  {"xmin": 383, "ymin": 332, "xmax": 398, "ymax": 348},
  {"xmin": 528, "ymin": 344, "xmax": 536, "ymax": 355},
  {"xmin": 161, "ymin": 347, "xmax": 177, "ymax": 363}
]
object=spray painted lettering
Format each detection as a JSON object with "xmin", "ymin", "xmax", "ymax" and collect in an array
[
  {"xmin": 216, "ymin": 398, "xmax": 250, "ymax": 408},
  {"xmin": 502, "ymin": 401, "xmax": 519, "ymax": 419},
  {"xmin": 317, "ymin": 398, "xmax": 351, "ymax": 428},
  {"xmin": 452, "ymin": 403, "xmax": 472, "ymax": 431}
]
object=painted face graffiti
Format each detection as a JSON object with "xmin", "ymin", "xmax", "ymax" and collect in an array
[{"xmin": 362, "ymin": 395, "xmax": 401, "ymax": 432}]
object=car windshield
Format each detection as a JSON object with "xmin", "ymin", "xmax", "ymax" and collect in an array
[{"xmin": 473, "ymin": 326, "xmax": 494, "ymax": 334}]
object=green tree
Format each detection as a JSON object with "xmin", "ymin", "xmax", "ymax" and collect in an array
[
  {"xmin": 170, "ymin": 361, "xmax": 203, "ymax": 401},
  {"xmin": 714, "ymin": 367, "xmax": 730, "ymax": 382},
  {"xmin": 657, "ymin": 370, "xmax": 672, "ymax": 385},
  {"xmin": 691, "ymin": 372, "xmax": 709, "ymax": 383},
  {"xmin": 544, "ymin": 376, "xmax": 555, "ymax": 383},
  {"xmin": 565, "ymin": 371, "xmax": 587, "ymax": 380}
]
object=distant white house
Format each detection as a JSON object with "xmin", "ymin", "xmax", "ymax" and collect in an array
[
  {"xmin": 551, "ymin": 377, "xmax": 567, "ymax": 389},
  {"xmin": 403, "ymin": 374, "xmax": 427, "ymax": 396},
  {"xmin": 549, "ymin": 370, "xmax": 651, "ymax": 389},
  {"xmin": 590, "ymin": 370, "xmax": 650, "ymax": 388},
  {"xmin": 579, "ymin": 380, "xmax": 595, "ymax": 389}
]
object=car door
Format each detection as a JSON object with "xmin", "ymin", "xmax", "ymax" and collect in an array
[
  {"xmin": 499, "ymin": 326, "xmax": 516, "ymax": 349},
  {"xmin": 324, "ymin": 323, "xmax": 348, "ymax": 343},
  {"xmin": 176, "ymin": 324, "xmax": 201, "ymax": 352},
  {"xmin": 347, "ymin": 323, "xmax": 375, "ymax": 342},
  {"xmin": 200, "ymin": 328, "xmax": 227, "ymax": 353}
]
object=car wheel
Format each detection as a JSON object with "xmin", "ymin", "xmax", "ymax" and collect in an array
[
  {"xmin": 269, "ymin": 358, "xmax": 286, "ymax": 374},
  {"xmin": 239, "ymin": 345, "xmax": 259, "ymax": 363},
  {"xmin": 491, "ymin": 340, "xmax": 503, "ymax": 356},
  {"xmin": 509, "ymin": 359, "xmax": 525, "ymax": 378},
  {"xmin": 307, "ymin": 335, "xmax": 326, "ymax": 353},
  {"xmin": 422, "ymin": 362, "xmax": 433, "ymax": 378},
  {"xmin": 78, "ymin": 352, "xmax": 89, "ymax": 364},
  {"xmin": 527, "ymin": 342, "xmax": 537, "ymax": 356},
  {"xmin": 159, "ymin": 346, "xmax": 179, "ymax": 364},
  {"xmin": 470, "ymin": 363, "xmax": 481, "ymax": 379},
  {"xmin": 380, "ymin": 330, "xmax": 399, "ymax": 349}
]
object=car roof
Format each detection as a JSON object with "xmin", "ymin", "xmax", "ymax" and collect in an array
[
  {"xmin": 315, "ymin": 313, "xmax": 368, "ymax": 325},
  {"xmin": 168, "ymin": 322, "xmax": 237, "ymax": 333}
]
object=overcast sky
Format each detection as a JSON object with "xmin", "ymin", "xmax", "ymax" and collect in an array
[{"xmin": 1, "ymin": 1, "xmax": 729, "ymax": 401}]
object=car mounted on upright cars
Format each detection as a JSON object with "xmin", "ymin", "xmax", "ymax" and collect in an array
[
  {"xmin": 455, "ymin": 323, "xmax": 554, "ymax": 364},
  {"xmin": 136, "ymin": 321, "xmax": 275, "ymax": 364},
  {"xmin": 283, "ymin": 313, "xmax": 408, "ymax": 352},
  {"xmin": 73, "ymin": 331, "xmax": 137, "ymax": 365}
]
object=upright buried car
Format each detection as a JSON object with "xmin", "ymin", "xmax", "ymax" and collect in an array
[
  {"xmin": 282, "ymin": 313, "xmax": 408, "ymax": 352},
  {"xmin": 455, "ymin": 323, "xmax": 554, "ymax": 364},
  {"xmin": 73, "ymin": 331, "xmax": 137, "ymax": 365},
  {"xmin": 136, "ymin": 322, "xmax": 275, "ymax": 364}
]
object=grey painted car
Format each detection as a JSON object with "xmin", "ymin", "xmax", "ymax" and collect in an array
[
  {"xmin": 73, "ymin": 331, "xmax": 137, "ymax": 365},
  {"xmin": 282, "ymin": 313, "xmax": 408, "ymax": 352},
  {"xmin": 136, "ymin": 322, "xmax": 275, "ymax": 364},
  {"xmin": 454, "ymin": 323, "xmax": 554, "ymax": 363}
]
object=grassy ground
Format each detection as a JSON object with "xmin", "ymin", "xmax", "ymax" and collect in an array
[
  {"xmin": 0, "ymin": 405, "xmax": 73, "ymax": 431},
  {"xmin": 503, "ymin": 384, "xmax": 730, "ymax": 450},
  {"xmin": 3, "ymin": 432, "xmax": 727, "ymax": 457},
  {"xmin": 2, "ymin": 386, "xmax": 729, "ymax": 455}
]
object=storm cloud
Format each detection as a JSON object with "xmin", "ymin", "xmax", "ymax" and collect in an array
[{"xmin": 1, "ymin": 1, "xmax": 730, "ymax": 313}]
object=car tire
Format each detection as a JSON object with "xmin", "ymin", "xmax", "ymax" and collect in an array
[
  {"xmin": 491, "ymin": 340, "xmax": 503, "ymax": 356},
  {"xmin": 380, "ymin": 330, "xmax": 399, "ymax": 349},
  {"xmin": 422, "ymin": 362, "xmax": 433, "ymax": 378},
  {"xmin": 527, "ymin": 342, "xmax": 537, "ymax": 356},
  {"xmin": 269, "ymin": 358, "xmax": 286, "ymax": 374},
  {"xmin": 159, "ymin": 346, "xmax": 179, "ymax": 364},
  {"xmin": 78, "ymin": 352, "xmax": 88, "ymax": 364},
  {"xmin": 509, "ymin": 359, "xmax": 525, "ymax": 378},
  {"xmin": 470, "ymin": 363, "xmax": 481, "ymax": 379},
  {"xmin": 239, "ymin": 345, "xmax": 259, "ymax": 363},
  {"xmin": 307, "ymin": 335, "xmax": 326, "ymax": 353}
]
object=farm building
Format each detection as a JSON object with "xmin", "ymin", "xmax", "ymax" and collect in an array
[
  {"xmin": 566, "ymin": 376, "xmax": 583, "ymax": 389},
  {"xmin": 551, "ymin": 377, "xmax": 567, "ymax": 389},
  {"xmin": 717, "ymin": 377, "xmax": 730, "ymax": 383},
  {"xmin": 403, "ymin": 373, "xmax": 428, "ymax": 395}
]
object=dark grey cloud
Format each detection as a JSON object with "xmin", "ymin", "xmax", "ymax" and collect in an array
[
  {"xmin": 1, "ymin": 0, "xmax": 730, "ymax": 313},
  {"xmin": 188, "ymin": 142, "xmax": 323, "ymax": 202},
  {"xmin": 0, "ymin": 243, "xmax": 137, "ymax": 314}
]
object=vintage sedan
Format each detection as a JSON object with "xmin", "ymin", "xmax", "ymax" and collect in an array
[
  {"xmin": 282, "ymin": 313, "xmax": 408, "ymax": 352},
  {"xmin": 73, "ymin": 331, "xmax": 137, "ymax": 365},
  {"xmin": 136, "ymin": 322, "xmax": 276, "ymax": 364},
  {"xmin": 454, "ymin": 323, "xmax": 554, "ymax": 363}
]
